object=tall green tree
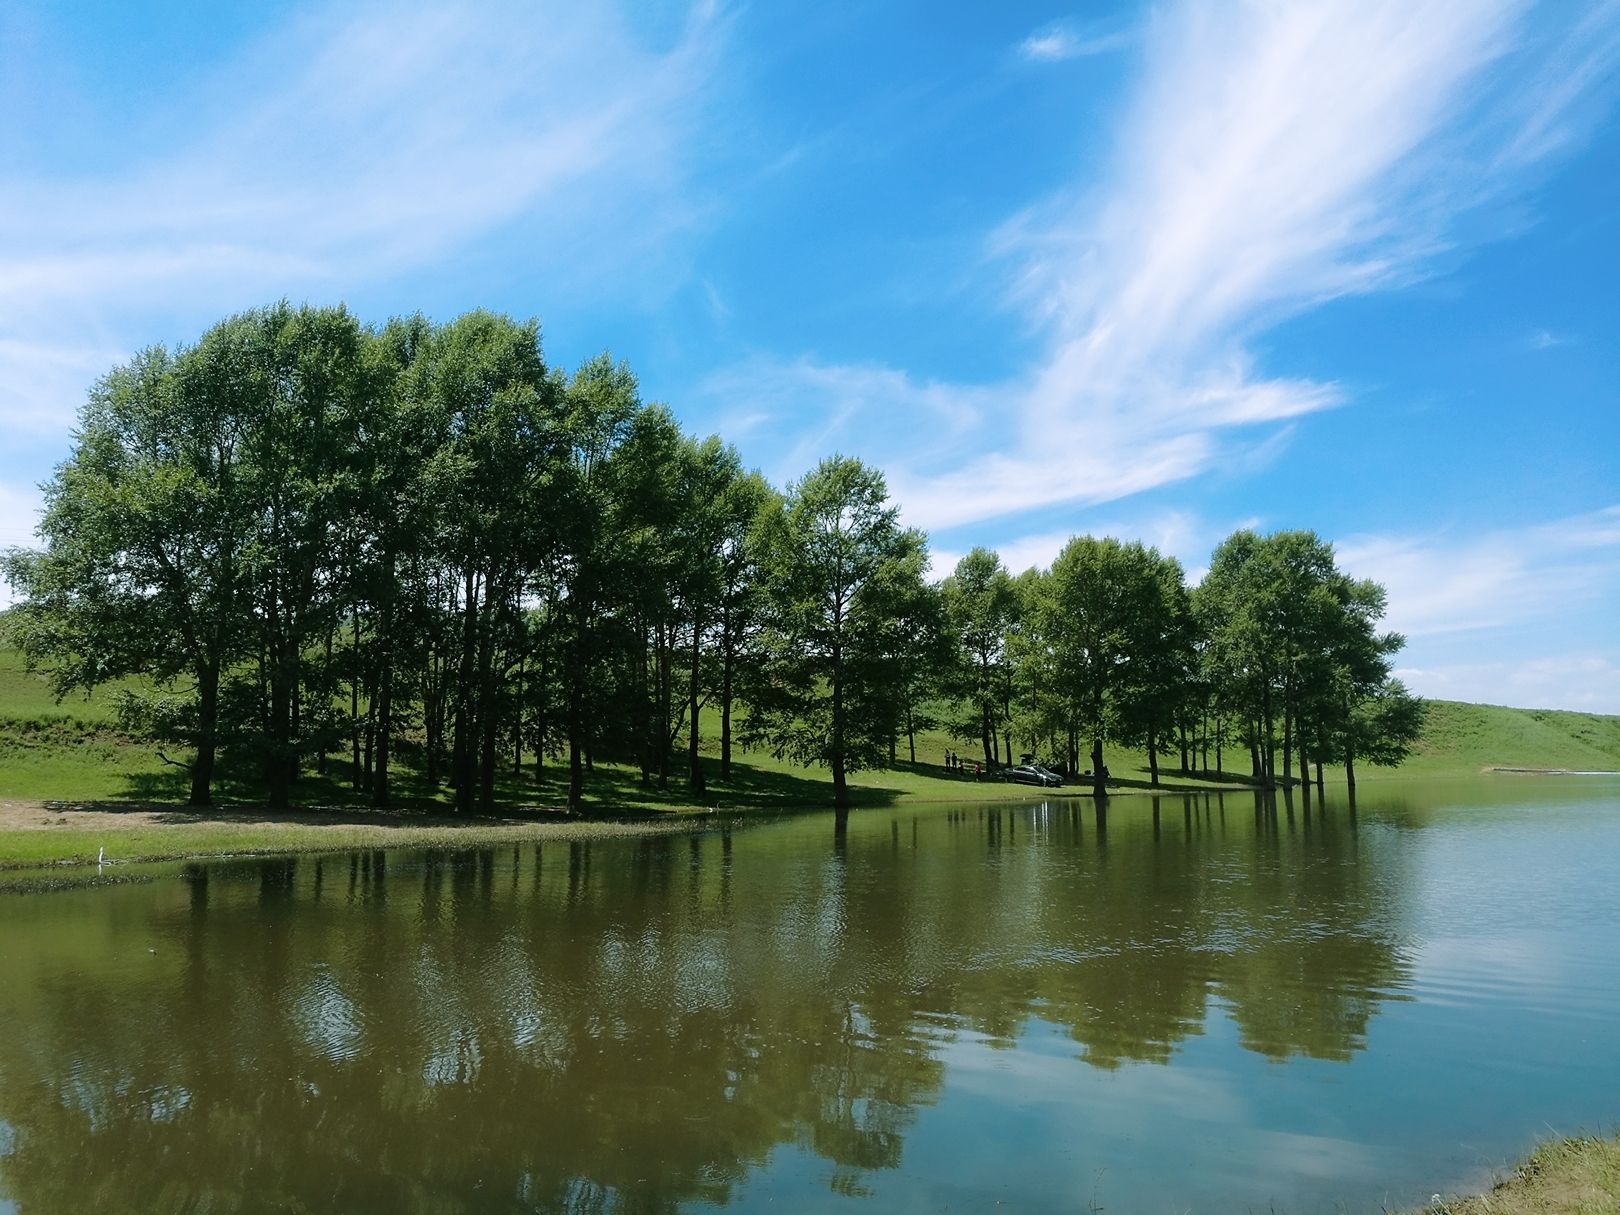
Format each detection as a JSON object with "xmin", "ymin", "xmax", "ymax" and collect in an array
[
  {"xmin": 219, "ymin": 303, "xmax": 373, "ymax": 809},
  {"xmin": 663, "ymin": 435, "xmax": 755, "ymax": 794},
  {"xmin": 410, "ymin": 311, "xmax": 562, "ymax": 813},
  {"xmin": 1196, "ymin": 529, "xmax": 1413, "ymax": 791},
  {"xmin": 556, "ymin": 354, "xmax": 645, "ymax": 810},
  {"xmin": 2, "ymin": 345, "xmax": 252, "ymax": 805},
  {"xmin": 1041, "ymin": 536, "xmax": 1176, "ymax": 797},
  {"xmin": 714, "ymin": 470, "xmax": 775, "ymax": 782},
  {"xmin": 348, "ymin": 313, "xmax": 434, "ymax": 808},
  {"xmin": 941, "ymin": 548, "xmax": 1020, "ymax": 769},
  {"xmin": 745, "ymin": 456, "xmax": 927, "ymax": 808},
  {"xmin": 1114, "ymin": 551, "xmax": 1194, "ymax": 788}
]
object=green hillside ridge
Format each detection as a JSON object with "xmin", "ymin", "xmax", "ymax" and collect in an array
[
  {"xmin": 1404, "ymin": 698, "xmax": 1620, "ymax": 775},
  {"xmin": 2, "ymin": 649, "xmax": 1618, "ymax": 815}
]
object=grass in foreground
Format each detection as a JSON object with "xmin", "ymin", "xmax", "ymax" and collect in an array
[{"xmin": 1421, "ymin": 1132, "xmax": 1620, "ymax": 1214}]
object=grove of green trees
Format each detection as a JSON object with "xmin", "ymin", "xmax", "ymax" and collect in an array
[{"xmin": 1, "ymin": 303, "xmax": 1421, "ymax": 811}]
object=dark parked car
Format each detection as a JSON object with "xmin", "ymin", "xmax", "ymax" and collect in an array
[{"xmin": 999, "ymin": 764, "xmax": 1063, "ymax": 787}]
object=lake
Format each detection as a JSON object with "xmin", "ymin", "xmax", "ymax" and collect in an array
[{"xmin": 2, "ymin": 778, "xmax": 1618, "ymax": 1213}]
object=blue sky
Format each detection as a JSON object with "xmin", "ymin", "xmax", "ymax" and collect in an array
[{"xmin": 2, "ymin": 0, "xmax": 1617, "ymax": 711}]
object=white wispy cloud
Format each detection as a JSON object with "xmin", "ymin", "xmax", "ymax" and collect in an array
[
  {"xmin": 0, "ymin": 337, "xmax": 130, "ymax": 439},
  {"xmin": 928, "ymin": 508, "xmax": 1256, "ymax": 583},
  {"xmin": 1018, "ymin": 20, "xmax": 1133, "ymax": 64},
  {"xmin": 1395, "ymin": 654, "xmax": 1620, "ymax": 715},
  {"xmin": 930, "ymin": 505, "xmax": 1620, "ymax": 709},
  {"xmin": 710, "ymin": 0, "xmax": 1620, "ymax": 533},
  {"xmin": 692, "ymin": 354, "xmax": 997, "ymax": 487},
  {"xmin": 0, "ymin": 482, "xmax": 44, "ymax": 551},
  {"xmin": 1489, "ymin": 0, "xmax": 1620, "ymax": 169},
  {"xmin": 1339, "ymin": 505, "xmax": 1620, "ymax": 710},
  {"xmin": 0, "ymin": 0, "xmax": 726, "ymax": 437},
  {"xmin": 1336, "ymin": 505, "xmax": 1620, "ymax": 639},
  {"xmin": 0, "ymin": 480, "xmax": 47, "ymax": 607},
  {"xmin": 1528, "ymin": 328, "xmax": 1575, "ymax": 350},
  {"xmin": 910, "ymin": 0, "xmax": 1528, "ymax": 529}
]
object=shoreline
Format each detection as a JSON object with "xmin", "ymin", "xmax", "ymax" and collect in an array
[
  {"xmin": 2, "ymin": 764, "xmax": 1602, "ymax": 870},
  {"xmin": 1489, "ymin": 766, "xmax": 1620, "ymax": 776},
  {"xmin": 0, "ymin": 777, "xmax": 1273, "ymax": 869},
  {"xmin": 1416, "ymin": 1131, "xmax": 1619, "ymax": 1213},
  {"xmin": 0, "ymin": 799, "xmax": 734, "ymax": 871}
]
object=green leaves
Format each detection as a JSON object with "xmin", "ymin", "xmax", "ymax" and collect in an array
[
  {"xmin": 3, "ymin": 298, "xmax": 1424, "ymax": 812},
  {"xmin": 745, "ymin": 456, "xmax": 929, "ymax": 802}
]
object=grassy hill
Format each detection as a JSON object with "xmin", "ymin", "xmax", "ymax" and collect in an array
[
  {"xmin": 3, "ymin": 648, "xmax": 1618, "ymax": 812},
  {"xmin": 1402, "ymin": 699, "xmax": 1620, "ymax": 775}
]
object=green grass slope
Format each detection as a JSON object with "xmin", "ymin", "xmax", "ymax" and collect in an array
[
  {"xmin": 0, "ymin": 647, "xmax": 123, "ymax": 722},
  {"xmin": 3, "ymin": 649, "xmax": 1618, "ymax": 811},
  {"xmin": 1401, "ymin": 699, "xmax": 1620, "ymax": 775}
]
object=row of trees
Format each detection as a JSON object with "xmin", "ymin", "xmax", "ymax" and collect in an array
[
  {"xmin": 939, "ymin": 533, "xmax": 1421, "ymax": 800},
  {"xmin": 2, "ymin": 303, "xmax": 1421, "ymax": 811}
]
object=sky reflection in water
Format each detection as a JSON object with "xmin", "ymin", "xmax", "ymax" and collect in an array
[{"xmin": 1, "ymin": 781, "xmax": 1618, "ymax": 1213}]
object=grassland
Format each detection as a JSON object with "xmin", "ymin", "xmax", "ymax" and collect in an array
[
  {"xmin": 1401, "ymin": 698, "xmax": 1620, "ymax": 776},
  {"xmin": 1422, "ymin": 1132, "xmax": 1620, "ymax": 1214},
  {"xmin": 4, "ymin": 646, "xmax": 1619, "ymax": 867}
]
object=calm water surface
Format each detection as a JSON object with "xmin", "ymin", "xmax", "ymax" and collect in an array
[{"xmin": 2, "ymin": 779, "xmax": 1618, "ymax": 1213}]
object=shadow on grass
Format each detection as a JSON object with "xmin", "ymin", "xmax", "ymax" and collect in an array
[{"xmin": 80, "ymin": 753, "xmax": 895, "ymax": 824}]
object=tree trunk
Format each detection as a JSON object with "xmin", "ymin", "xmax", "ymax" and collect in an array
[
  {"xmin": 268, "ymin": 662, "xmax": 292, "ymax": 810},
  {"xmin": 831, "ymin": 629, "xmax": 847, "ymax": 808},
  {"xmin": 453, "ymin": 568, "xmax": 478, "ymax": 813},
  {"xmin": 534, "ymin": 622, "xmax": 549, "ymax": 774},
  {"xmin": 373, "ymin": 648, "xmax": 392, "ymax": 808},
  {"xmin": 362, "ymin": 695, "xmax": 374, "ymax": 792},
  {"xmin": 1091, "ymin": 735, "xmax": 1106, "ymax": 799},
  {"xmin": 567, "ymin": 599, "xmax": 587, "ymax": 811},
  {"xmin": 513, "ymin": 653, "xmax": 525, "ymax": 775},
  {"xmin": 657, "ymin": 621, "xmax": 672, "ymax": 791},
  {"xmin": 425, "ymin": 652, "xmax": 442, "ymax": 786},
  {"xmin": 1298, "ymin": 731, "xmax": 1311, "ymax": 807},
  {"xmin": 1281, "ymin": 689, "xmax": 1294, "ymax": 789},
  {"xmin": 318, "ymin": 627, "xmax": 333, "ymax": 776},
  {"xmin": 476, "ymin": 585, "xmax": 500, "ymax": 813},
  {"xmin": 720, "ymin": 628, "xmax": 734, "ymax": 781},
  {"xmin": 351, "ymin": 612, "xmax": 363, "ymax": 789},
  {"xmin": 1343, "ymin": 695, "xmax": 1358, "ymax": 791},
  {"xmin": 1147, "ymin": 721, "xmax": 1160, "ymax": 788},
  {"xmin": 190, "ymin": 660, "xmax": 220, "ymax": 807},
  {"xmin": 688, "ymin": 618, "xmax": 705, "ymax": 793},
  {"xmin": 568, "ymin": 731, "xmax": 584, "ymax": 810},
  {"xmin": 1261, "ymin": 683, "xmax": 1276, "ymax": 788}
]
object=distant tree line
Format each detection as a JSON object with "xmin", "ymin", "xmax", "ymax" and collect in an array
[{"xmin": 1, "ymin": 303, "xmax": 1422, "ymax": 810}]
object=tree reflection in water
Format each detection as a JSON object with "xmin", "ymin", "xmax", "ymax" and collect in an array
[{"xmin": 0, "ymin": 793, "xmax": 1410, "ymax": 1212}]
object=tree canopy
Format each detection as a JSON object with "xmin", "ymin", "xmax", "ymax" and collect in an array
[{"xmin": 2, "ymin": 302, "xmax": 1421, "ymax": 810}]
